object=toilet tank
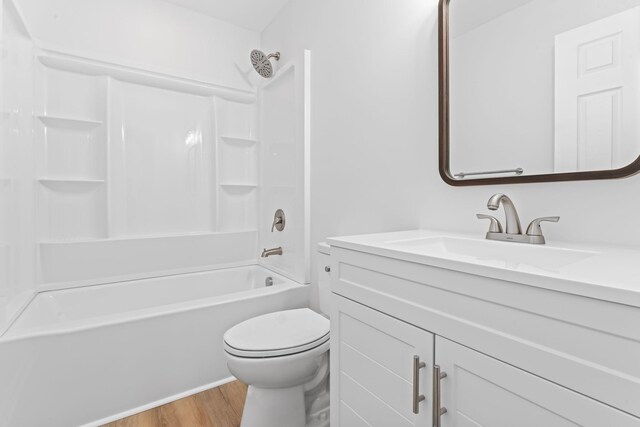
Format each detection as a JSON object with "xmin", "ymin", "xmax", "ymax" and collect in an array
[{"xmin": 317, "ymin": 243, "xmax": 332, "ymax": 317}]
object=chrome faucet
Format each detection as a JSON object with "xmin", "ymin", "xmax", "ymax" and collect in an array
[
  {"xmin": 477, "ymin": 194, "xmax": 559, "ymax": 244},
  {"xmin": 261, "ymin": 246, "xmax": 283, "ymax": 257}
]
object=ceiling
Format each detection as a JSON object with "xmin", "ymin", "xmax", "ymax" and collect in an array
[
  {"xmin": 450, "ymin": 0, "xmax": 534, "ymax": 37},
  {"xmin": 162, "ymin": 0, "xmax": 291, "ymax": 32}
]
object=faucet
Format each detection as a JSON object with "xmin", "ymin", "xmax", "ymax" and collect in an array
[
  {"xmin": 487, "ymin": 194, "xmax": 522, "ymax": 235},
  {"xmin": 261, "ymin": 246, "xmax": 283, "ymax": 257},
  {"xmin": 477, "ymin": 193, "xmax": 559, "ymax": 244}
]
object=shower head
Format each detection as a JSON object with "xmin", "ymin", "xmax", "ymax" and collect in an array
[{"xmin": 250, "ymin": 49, "xmax": 280, "ymax": 78}]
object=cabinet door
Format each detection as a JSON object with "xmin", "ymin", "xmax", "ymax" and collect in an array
[
  {"xmin": 330, "ymin": 295, "xmax": 434, "ymax": 427},
  {"xmin": 435, "ymin": 337, "xmax": 639, "ymax": 427}
]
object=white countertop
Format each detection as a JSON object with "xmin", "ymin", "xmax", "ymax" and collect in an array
[{"xmin": 327, "ymin": 229, "xmax": 640, "ymax": 308}]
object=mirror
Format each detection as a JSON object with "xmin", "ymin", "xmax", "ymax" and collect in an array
[{"xmin": 439, "ymin": 0, "xmax": 640, "ymax": 185}]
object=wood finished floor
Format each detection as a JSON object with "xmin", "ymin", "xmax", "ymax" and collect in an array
[{"xmin": 102, "ymin": 381, "xmax": 247, "ymax": 427}]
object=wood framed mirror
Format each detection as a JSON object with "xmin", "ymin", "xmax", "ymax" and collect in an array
[{"xmin": 439, "ymin": 0, "xmax": 640, "ymax": 186}]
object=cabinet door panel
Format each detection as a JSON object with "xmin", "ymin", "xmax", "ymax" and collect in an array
[
  {"xmin": 339, "ymin": 402, "xmax": 372, "ymax": 427},
  {"xmin": 436, "ymin": 337, "xmax": 639, "ymax": 427},
  {"xmin": 341, "ymin": 373, "xmax": 414, "ymax": 427},
  {"xmin": 340, "ymin": 341, "xmax": 413, "ymax": 413},
  {"xmin": 331, "ymin": 295, "xmax": 434, "ymax": 426}
]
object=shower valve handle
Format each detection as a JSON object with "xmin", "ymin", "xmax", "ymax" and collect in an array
[{"xmin": 271, "ymin": 209, "xmax": 286, "ymax": 232}]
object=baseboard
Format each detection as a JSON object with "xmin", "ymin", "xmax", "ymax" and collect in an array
[{"xmin": 82, "ymin": 376, "xmax": 237, "ymax": 427}]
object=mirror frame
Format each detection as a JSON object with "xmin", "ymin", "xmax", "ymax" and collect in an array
[{"xmin": 438, "ymin": 0, "xmax": 640, "ymax": 186}]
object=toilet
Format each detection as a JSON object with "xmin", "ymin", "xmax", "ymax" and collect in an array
[{"xmin": 223, "ymin": 243, "xmax": 332, "ymax": 427}]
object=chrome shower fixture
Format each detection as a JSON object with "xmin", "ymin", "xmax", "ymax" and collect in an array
[{"xmin": 250, "ymin": 49, "xmax": 280, "ymax": 78}]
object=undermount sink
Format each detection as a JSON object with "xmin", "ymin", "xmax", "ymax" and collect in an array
[{"xmin": 386, "ymin": 236, "xmax": 598, "ymax": 271}]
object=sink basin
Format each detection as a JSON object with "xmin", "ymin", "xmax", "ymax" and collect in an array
[{"xmin": 387, "ymin": 236, "xmax": 598, "ymax": 271}]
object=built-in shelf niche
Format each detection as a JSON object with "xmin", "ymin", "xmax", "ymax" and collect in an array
[
  {"xmin": 220, "ymin": 183, "xmax": 258, "ymax": 188},
  {"xmin": 216, "ymin": 98, "xmax": 259, "ymax": 233},
  {"xmin": 38, "ymin": 178, "xmax": 105, "ymax": 189},
  {"xmin": 218, "ymin": 186, "xmax": 257, "ymax": 232},
  {"xmin": 44, "ymin": 67, "xmax": 105, "ymax": 119},
  {"xmin": 37, "ymin": 115, "xmax": 103, "ymax": 131},
  {"xmin": 37, "ymin": 65, "xmax": 108, "ymax": 243},
  {"xmin": 218, "ymin": 141, "xmax": 258, "ymax": 184},
  {"xmin": 38, "ymin": 119, "xmax": 105, "ymax": 180},
  {"xmin": 38, "ymin": 180, "xmax": 107, "ymax": 242},
  {"xmin": 219, "ymin": 136, "xmax": 258, "ymax": 145}
]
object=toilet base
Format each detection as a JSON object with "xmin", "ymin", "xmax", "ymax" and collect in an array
[{"xmin": 241, "ymin": 385, "xmax": 306, "ymax": 427}]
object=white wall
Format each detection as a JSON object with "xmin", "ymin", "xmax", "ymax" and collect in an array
[
  {"xmin": 263, "ymin": 0, "xmax": 640, "ymax": 310},
  {"xmin": 15, "ymin": 0, "xmax": 260, "ymax": 89}
]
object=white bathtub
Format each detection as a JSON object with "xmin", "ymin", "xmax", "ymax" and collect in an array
[{"xmin": 0, "ymin": 266, "xmax": 309, "ymax": 427}]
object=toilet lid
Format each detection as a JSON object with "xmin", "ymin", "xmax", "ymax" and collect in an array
[{"xmin": 224, "ymin": 308, "xmax": 330, "ymax": 358}]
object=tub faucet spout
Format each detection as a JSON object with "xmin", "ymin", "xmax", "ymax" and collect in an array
[{"xmin": 261, "ymin": 247, "xmax": 283, "ymax": 257}]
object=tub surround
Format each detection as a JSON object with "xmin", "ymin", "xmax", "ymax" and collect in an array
[{"xmin": 328, "ymin": 231, "xmax": 640, "ymax": 424}]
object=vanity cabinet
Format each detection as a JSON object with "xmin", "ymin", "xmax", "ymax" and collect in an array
[
  {"xmin": 436, "ymin": 337, "xmax": 635, "ymax": 426},
  {"xmin": 328, "ymin": 244, "xmax": 640, "ymax": 427},
  {"xmin": 330, "ymin": 296, "xmax": 434, "ymax": 426}
]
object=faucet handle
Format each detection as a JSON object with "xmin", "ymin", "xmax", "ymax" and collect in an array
[
  {"xmin": 526, "ymin": 216, "xmax": 560, "ymax": 236},
  {"xmin": 271, "ymin": 209, "xmax": 285, "ymax": 232},
  {"xmin": 476, "ymin": 214, "xmax": 503, "ymax": 233}
]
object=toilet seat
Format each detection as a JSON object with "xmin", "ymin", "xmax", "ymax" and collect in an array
[{"xmin": 224, "ymin": 308, "xmax": 330, "ymax": 358}]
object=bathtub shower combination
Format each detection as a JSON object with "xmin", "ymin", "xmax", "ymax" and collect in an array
[{"xmin": 0, "ymin": 0, "xmax": 311, "ymax": 425}]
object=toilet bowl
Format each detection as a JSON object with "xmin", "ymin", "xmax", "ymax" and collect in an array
[{"xmin": 223, "ymin": 308, "xmax": 330, "ymax": 427}]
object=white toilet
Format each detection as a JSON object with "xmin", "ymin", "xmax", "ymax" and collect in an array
[{"xmin": 223, "ymin": 244, "xmax": 332, "ymax": 427}]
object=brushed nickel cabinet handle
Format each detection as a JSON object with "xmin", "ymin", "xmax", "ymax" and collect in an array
[
  {"xmin": 433, "ymin": 365, "xmax": 448, "ymax": 427},
  {"xmin": 413, "ymin": 355, "xmax": 427, "ymax": 414}
]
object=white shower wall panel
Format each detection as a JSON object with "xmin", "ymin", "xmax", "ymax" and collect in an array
[
  {"xmin": 43, "ymin": 68, "xmax": 105, "ymax": 119},
  {"xmin": 216, "ymin": 98, "xmax": 259, "ymax": 139},
  {"xmin": 39, "ymin": 123, "xmax": 104, "ymax": 180},
  {"xmin": 259, "ymin": 55, "xmax": 310, "ymax": 284},
  {"xmin": 109, "ymin": 81, "xmax": 215, "ymax": 237},
  {"xmin": 0, "ymin": 0, "xmax": 37, "ymax": 333},
  {"xmin": 38, "ymin": 181, "xmax": 107, "ymax": 241}
]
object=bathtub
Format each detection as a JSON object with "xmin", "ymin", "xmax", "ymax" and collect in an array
[{"xmin": 0, "ymin": 265, "xmax": 309, "ymax": 427}]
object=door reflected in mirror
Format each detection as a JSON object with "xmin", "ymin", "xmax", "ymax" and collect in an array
[{"xmin": 441, "ymin": 0, "xmax": 640, "ymax": 184}]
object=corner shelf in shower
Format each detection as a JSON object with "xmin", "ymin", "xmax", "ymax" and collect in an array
[
  {"xmin": 37, "ymin": 115, "xmax": 103, "ymax": 131},
  {"xmin": 38, "ymin": 178, "xmax": 105, "ymax": 191},
  {"xmin": 220, "ymin": 183, "xmax": 258, "ymax": 189},
  {"xmin": 219, "ymin": 136, "xmax": 258, "ymax": 145}
]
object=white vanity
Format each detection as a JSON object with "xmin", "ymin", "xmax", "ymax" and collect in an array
[{"xmin": 327, "ymin": 230, "xmax": 640, "ymax": 426}]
